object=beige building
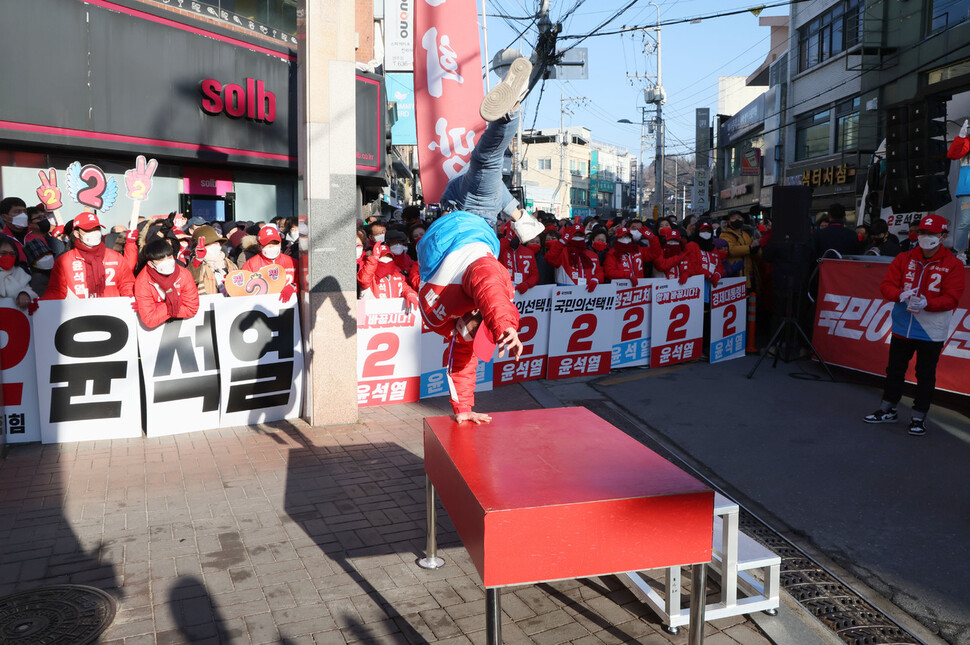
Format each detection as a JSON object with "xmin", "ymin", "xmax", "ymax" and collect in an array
[{"xmin": 520, "ymin": 127, "xmax": 593, "ymax": 219}]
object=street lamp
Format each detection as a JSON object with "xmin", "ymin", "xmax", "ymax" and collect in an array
[{"xmin": 618, "ymin": 117, "xmax": 644, "ymax": 220}]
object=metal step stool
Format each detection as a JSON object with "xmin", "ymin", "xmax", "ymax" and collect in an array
[{"xmin": 621, "ymin": 493, "xmax": 781, "ymax": 633}]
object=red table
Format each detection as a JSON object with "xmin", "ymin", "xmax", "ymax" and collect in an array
[{"xmin": 419, "ymin": 407, "xmax": 714, "ymax": 644}]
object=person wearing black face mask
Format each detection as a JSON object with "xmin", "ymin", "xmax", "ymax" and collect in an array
[
  {"xmin": 27, "ymin": 206, "xmax": 65, "ymax": 257},
  {"xmin": 721, "ymin": 211, "xmax": 758, "ymax": 290}
]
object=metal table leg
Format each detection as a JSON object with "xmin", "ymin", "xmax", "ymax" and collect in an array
[
  {"xmin": 486, "ymin": 588, "xmax": 502, "ymax": 645},
  {"xmin": 417, "ymin": 475, "xmax": 445, "ymax": 569},
  {"xmin": 688, "ymin": 562, "xmax": 708, "ymax": 645}
]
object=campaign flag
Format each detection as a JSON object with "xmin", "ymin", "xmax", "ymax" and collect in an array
[
  {"xmin": 33, "ymin": 298, "xmax": 142, "ymax": 444},
  {"xmin": 215, "ymin": 295, "xmax": 303, "ymax": 425},
  {"xmin": 548, "ymin": 284, "xmax": 617, "ymax": 380},
  {"xmin": 137, "ymin": 295, "xmax": 222, "ymax": 436},
  {"xmin": 413, "ymin": 0, "xmax": 486, "ymax": 203},
  {"xmin": 611, "ymin": 280, "xmax": 652, "ymax": 369},
  {"xmin": 357, "ymin": 298, "xmax": 422, "ymax": 406},
  {"xmin": 650, "ymin": 276, "xmax": 704, "ymax": 367},
  {"xmin": 0, "ymin": 299, "xmax": 41, "ymax": 443},
  {"xmin": 493, "ymin": 285, "xmax": 553, "ymax": 386},
  {"xmin": 709, "ymin": 278, "xmax": 747, "ymax": 363}
]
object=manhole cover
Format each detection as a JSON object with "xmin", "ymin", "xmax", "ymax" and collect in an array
[{"xmin": 0, "ymin": 585, "xmax": 116, "ymax": 645}]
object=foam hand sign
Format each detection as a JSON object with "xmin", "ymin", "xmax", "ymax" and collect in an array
[
  {"xmin": 124, "ymin": 155, "xmax": 159, "ymax": 201},
  {"xmin": 36, "ymin": 168, "xmax": 63, "ymax": 211},
  {"xmin": 66, "ymin": 162, "xmax": 119, "ymax": 213}
]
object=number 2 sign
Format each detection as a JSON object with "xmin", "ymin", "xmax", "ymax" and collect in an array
[
  {"xmin": 356, "ymin": 298, "xmax": 421, "ymax": 407},
  {"xmin": 650, "ymin": 275, "xmax": 704, "ymax": 367},
  {"xmin": 709, "ymin": 277, "xmax": 747, "ymax": 364},
  {"xmin": 547, "ymin": 284, "xmax": 617, "ymax": 380},
  {"xmin": 611, "ymin": 279, "xmax": 652, "ymax": 369},
  {"xmin": 66, "ymin": 161, "xmax": 119, "ymax": 213}
]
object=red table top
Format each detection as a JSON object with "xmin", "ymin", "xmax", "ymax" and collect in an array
[
  {"xmin": 424, "ymin": 407, "xmax": 714, "ymax": 587},
  {"xmin": 426, "ymin": 407, "xmax": 711, "ymax": 508}
]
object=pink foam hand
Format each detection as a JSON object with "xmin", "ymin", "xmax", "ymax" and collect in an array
[
  {"xmin": 36, "ymin": 168, "xmax": 63, "ymax": 210},
  {"xmin": 124, "ymin": 155, "xmax": 158, "ymax": 200}
]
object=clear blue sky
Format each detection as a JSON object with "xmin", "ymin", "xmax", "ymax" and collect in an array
[{"xmin": 481, "ymin": 1, "xmax": 788, "ymax": 160}]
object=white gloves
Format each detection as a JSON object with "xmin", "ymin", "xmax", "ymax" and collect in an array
[
  {"xmin": 961, "ymin": 119, "xmax": 969, "ymax": 139},
  {"xmin": 906, "ymin": 295, "xmax": 928, "ymax": 313},
  {"xmin": 899, "ymin": 288, "xmax": 917, "ymax": 303}
]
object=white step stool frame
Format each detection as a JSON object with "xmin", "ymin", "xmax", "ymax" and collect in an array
[{"xmin": 621, "ymin": 493, "xmax": 781, "ymax": 633}]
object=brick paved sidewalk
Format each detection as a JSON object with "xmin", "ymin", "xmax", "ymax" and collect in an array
[{"xmin": 0, "ymin": 385, "xmax": 772, "ymax": 645}]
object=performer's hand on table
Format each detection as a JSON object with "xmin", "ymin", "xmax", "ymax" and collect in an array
[
  {"xmin": 496, "ymin": 327, "xmax": 523, "ymax": 360},
  {"xmin": 456, "ymin": 411, "xmax": 493, "ymax": 424}
]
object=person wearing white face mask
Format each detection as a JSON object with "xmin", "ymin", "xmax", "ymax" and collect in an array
[
  {"xmin": 3, "ymin": 197, "xmax": 51, "ymax": 265},
  {"xmin": 242, "ymin": 225, "xmax": 298, "ymax": 303},
  {"xmin": 384, "ymin": 229, "xmax": 414, "ymax": 277},
  {"xmin": 134, "ymin": 238, "xmax": 200, "ymax": 329},
  {"xmin": 0, "ymin": 237, "xmax": 38, "ymax": 312},
  {"xmin": 24, "ymin": 238, "xmax": 55, "ymax": 297},
  {"xmin": 43, "ymin": 212, "xmax": 135, "ymax": 300},
  {"xmin": 864, "ymin": 213, "xmax": 966, "ymax": 436},
  {"xmin": 189, "ymin": 225, "xmax": 237, "ymax": 295}
]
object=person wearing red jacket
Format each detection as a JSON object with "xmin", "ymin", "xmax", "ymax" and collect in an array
[
  {"xmin": 864, "ymin": 214, "xmax": 966, "ymax": 435},
  {"xmin": 134, "ymin": 238, "xmax": 200, "ymax": 329},
  {"xmin": 43, "ymin": 212, "xmax": 135, "ymax": 300},
  {"xmin": 242, "ymin": 225, "xmax": 298, "ymax": 303},
  {"xmin": 653, "ymin": 229, "xmax": 702, "ymax": 284},
  {"xmin": 498, "ymin": 223, "xmax": 539, "ymax": 294},
  {"xmin": 386, "ymin": 229, "xmax": 415, "ymax": 277},
  {"xmin": 692, "ymin": 221, "xmax": 725, "ymax": 286},
  {"xmin": 357, "ymin": 243, "xmax": 420, "ymax": 307},
  {"xmin": 604, "ymin": 227, "xmax": 659, "ymax": 285},
  {"xmin": 946, "ymin": 118, "xmax": 970, "ymax": 262},
  {"xmin": 545, "ymin": 224, "xmax": 604, "ymax": 291}
]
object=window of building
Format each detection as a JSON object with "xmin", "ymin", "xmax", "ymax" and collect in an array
[
  {"xmin": 569, "ymin": 159, "xmax": 586, "ymax": 176},
  {"xmin": 798, "ymin": 0, "xmax": 864, "ymax": 72},
  {"xmin": 569, "ymin": 188, "xmax": 588, "ymax": 205},
  {"xmin": 795, "ymin": 109, "xmax": 831, "ymax": 160},
  {"xmin": 931, "ymin": 0, "xmax": 970, "ymax": 31},
  {"xmin": 836, "ymin": 97, "xmax": 861, "ymax": 152},
  {"xmin": 538, "ymin": 158, "xmax": 552, "ymax": 170}
]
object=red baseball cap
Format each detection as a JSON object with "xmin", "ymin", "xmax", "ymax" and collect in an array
[
  {"xmin": 257, "ymin": 225, "xmax": 282, "ymax": 245},
  {"xmin": 615, "ymin": 227, "xmax": 631, "ymax": 239},
  {"xmin": 566, "ymin": 225, "xmax": 585, "ymax": 240},
  {"xmin": 664, "ymin": 229, "xmax": 683, "ymax": 244},
  {"xmin": 918, "ymin": 214, "xmax": 947, "ymax": 234},
  {"xmin": 74, "ymin": 212, "xmax": 104, "ymax": 231}
]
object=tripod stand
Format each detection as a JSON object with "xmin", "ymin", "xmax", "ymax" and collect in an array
[{"xmin": 746, "ymin": 275, "xmax": 835, "ymax": 381}]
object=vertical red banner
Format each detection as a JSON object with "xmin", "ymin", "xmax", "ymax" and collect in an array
[{"xmin": 413, "ymin": 0, "xmax": 486, "ymax": 204}]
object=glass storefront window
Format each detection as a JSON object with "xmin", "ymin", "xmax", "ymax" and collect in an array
[{"xmin": 200, "ymin": 0, "xmax": 297, "ymax": 35}]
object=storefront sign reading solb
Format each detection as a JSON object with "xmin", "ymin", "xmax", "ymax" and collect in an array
[{"xmin": 201, "ymin": 78, "xmax": 277, "ymax": 123}]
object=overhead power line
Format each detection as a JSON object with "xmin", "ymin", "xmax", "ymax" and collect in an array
[{"xmin": 558, "ymin": 0, "xmax": 816, "ymax": 41}]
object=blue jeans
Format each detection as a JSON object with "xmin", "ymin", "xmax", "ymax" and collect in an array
[
  {"xmin": 954, "ymin": 195, "xmax": 970, "ymax": 253},
  {"xmin": 440, "ymin": 113, "xmax": 519, "ymax": 228}
]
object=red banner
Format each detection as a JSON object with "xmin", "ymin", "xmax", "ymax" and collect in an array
[
  {"xmin": 413, "ymin": 0, "xmax": 486, "ymax": 203},
  {"xmin": 813, "ymin": 259, "xmax": 970, "ymax": 396}
]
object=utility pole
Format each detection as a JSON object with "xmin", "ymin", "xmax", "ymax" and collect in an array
[
  {"xmin": 553, "ymin": 89, "xmax": 587, "ymax": 217},
  {"xmin": 650, "ymin": 1, "xmax": 664, "ymax": 218},
  {"xmin": 627, "ymin": 2, "xmax": 664, "ymax": 219}
]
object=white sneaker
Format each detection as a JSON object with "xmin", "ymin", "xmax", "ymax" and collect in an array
[{"xmin": 480, "ymin": 57, "xmax": 532, "ymax": 122}]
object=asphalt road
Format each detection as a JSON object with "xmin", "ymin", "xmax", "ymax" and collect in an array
[{"xmin": 542, "ymin": 355, "xmax": 970, "ymax": 645}]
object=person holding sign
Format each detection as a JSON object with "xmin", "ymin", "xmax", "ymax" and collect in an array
[
  {"xmin": 604, "ymin": 226, "xmax": 660, "ymax": 286},
  {"xmin": 242, "ymin": 225, "xmax": 297, "ymax": 303},
  {"xmin": 498, "ymin": 221, "xmax": 539, "ymax": 294},
  {"xmin": 863, "ymin": 214, "xmax": 965, "ymax": 436},
  {"xmin": 133, "ymin": 238, "xmax": 200, "ymax": 329},
  {"xmin": 43, "ymin": 212, "xmax": 135, "ymax": 300},
  {"xmin": 653, "ymin": 228, "xmax": 702, "ymax": 285},
  {"xmin": 189, "ymin": 225, "xmax": 237, "ymax": 296},
  {"xmin": 546, "ymin": 224, "xmax": 604, "ymax": 290}
]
